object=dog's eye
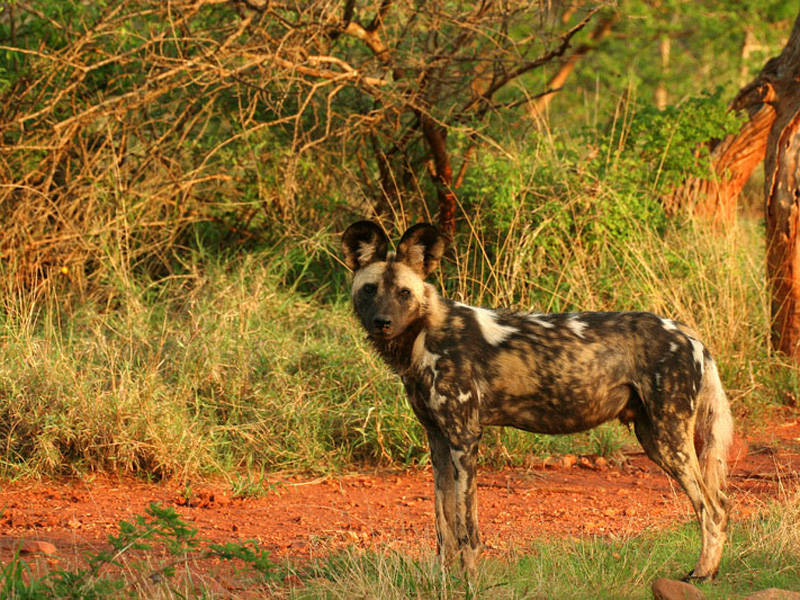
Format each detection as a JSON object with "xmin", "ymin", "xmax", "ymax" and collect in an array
[
  {"xmin": 362, "ymin": 284, "xmax": 377, "ymax": 295},
  {"xmin": 399, "ymin": 288, "xmax": 411, "ymax": 298}
]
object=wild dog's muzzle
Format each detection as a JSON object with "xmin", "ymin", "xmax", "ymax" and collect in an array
[
  {"xmin": 373, "ymin": 317, "xmax": 392, "ymax": 333},
  {"xmin": 369, "ymin": 316, "xmax": 397, "ymax": 339}
]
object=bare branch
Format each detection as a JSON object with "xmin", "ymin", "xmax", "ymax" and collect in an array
[
  {"xmin": 464, "ymin": 7, "xmax": 602, "ymax": 116},
  {"xmin": 271, "ymin": 54, "xmax": 391, "ymax": 88}
]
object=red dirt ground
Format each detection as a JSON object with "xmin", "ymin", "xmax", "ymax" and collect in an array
[{"xmin": 2, "ymin": 413, "xmax": 800, "ymax": 590}]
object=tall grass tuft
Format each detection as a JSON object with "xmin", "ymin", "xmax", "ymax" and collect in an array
[{"xmin": 0, "ymin": 247, "xmax": 425, "ymax": 479}]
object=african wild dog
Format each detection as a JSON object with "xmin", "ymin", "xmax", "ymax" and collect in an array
[{"xmin": 342, "ymin": 220, "xmax": 733, "ymax": 581}]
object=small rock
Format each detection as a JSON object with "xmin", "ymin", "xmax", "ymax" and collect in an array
[
  {"xmin": 187, "ymin": 490, "xmax": 231, "ymax": 508},
  {"xmin": 20, "ymin": 540, "xmax": 57, "ymax": 556},
  {"xmin": 214, "ymin": 492, "xmax": 231, "ymax": 507},
  {"xmin": 651, "ymin": 578, "xmax": 706, "ymax": 600},
  {"xmin": 560, "ymin": 454, "xmax": 577, "ymax": 469},
  {"xmin": 744, "ymin": 589, "xmax": 800, "ymax": 600}
]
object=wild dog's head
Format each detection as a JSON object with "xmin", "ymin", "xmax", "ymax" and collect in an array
[{"xmin": 342, "ymin": 221, "xmax": 445, "ymax": 340}]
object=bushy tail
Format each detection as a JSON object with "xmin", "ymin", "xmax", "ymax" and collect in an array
[{"xmin": 695, "ymin": 356, "xmax": 733, "ymax": 497}]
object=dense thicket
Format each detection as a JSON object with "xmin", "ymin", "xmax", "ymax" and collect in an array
[{"xmin": 0, "ymin": 1, "xmax": 602, "ymax": 292}]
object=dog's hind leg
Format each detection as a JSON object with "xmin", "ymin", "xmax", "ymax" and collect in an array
[
  {"xmin": 633, "ymin": 410, "xmax": 729, "ymax": 581},
  {"xmin": 688, "ymin": 357, "xmax": 733, "ymax": 579},
  {"xmin": 426, "ymin": 425, "xmax": 459, "ymax": 567}
]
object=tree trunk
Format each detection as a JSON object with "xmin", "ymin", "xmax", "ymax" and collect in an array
[
  {"xmin": 763, "ymin": 13, "xmax": 800, "ymax": 358},
  {"xmin": 421, "ymin": 114, "xmax": 457, "ymax": 237}
]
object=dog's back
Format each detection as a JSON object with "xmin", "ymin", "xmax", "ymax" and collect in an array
[{"xmin": 410, "ymin": 304, "xmax": 712, "ymax": 435}]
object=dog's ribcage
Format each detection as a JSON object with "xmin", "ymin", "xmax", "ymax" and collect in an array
[{"xmin": 411, "ymin": 301, "xmax": 706, "ymax": 436}]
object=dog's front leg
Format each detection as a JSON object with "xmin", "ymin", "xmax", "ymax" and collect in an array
[
  {"xmin": 450, "ymin": 437, "xmax": 481, "ymax": 577},
  {"xmin": 426, "ymin": 425, "xmax": 459, "ymax": 567}
]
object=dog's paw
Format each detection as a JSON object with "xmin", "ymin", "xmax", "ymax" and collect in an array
[{"xmin": 681, "ymin": 570, "xmax": 715, "ymax": 583}]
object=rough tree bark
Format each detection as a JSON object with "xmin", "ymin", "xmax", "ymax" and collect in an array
[
  {"xmin": 761, "ymin": 14, "xmax": 800, "ymax": 358},
  {"xmin": 420, "ymin": 115, "xmax": 458, "ymax": 238},
  {"xmin": 663, "ymin": 32, "xmax": 784, "ymax": 222}
]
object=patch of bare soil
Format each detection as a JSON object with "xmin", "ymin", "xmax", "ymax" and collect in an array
[{"xmin": 1, "ymin": 414, "xmax": 799, "ymax": 591}]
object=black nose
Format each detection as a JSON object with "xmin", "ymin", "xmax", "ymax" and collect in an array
[{"xmin": 374, "ymin": 318, "xmax": 392, "ymax": 331}]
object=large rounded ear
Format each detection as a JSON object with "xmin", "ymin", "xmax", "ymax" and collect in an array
[
  {"xmin": 396, "ymin": 223, "xmax": 445, "ymax": 278},
  {"xmin": 342, "ymin": 221, "xmax": 389, "ymax": 272}
]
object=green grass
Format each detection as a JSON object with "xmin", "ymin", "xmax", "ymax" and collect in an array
[
  {"xmin": 1, "ymin": 502, "xmax": 280, "ymax": 599},
  {"xmin": 287, "ymin": 493, "xmax": 800, "ymax": 599},
  {"xmin": 0, "ymin": 0, "xmax": 794, "ymax": 483},
  {"xmin": 0, "ymin": 117, "xmax": 793, "ymax": 480},
  {"xmin": 0, "ymin": 86, "xmax": 795, "ymax": 480},
  {"xmin": 0, "ymin": 250, "xmax": 425, "ymax": 479}
]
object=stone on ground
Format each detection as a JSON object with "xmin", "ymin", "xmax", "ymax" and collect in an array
[{"xmin": 651, "ymin": 578, "xmax": 706, "ymax": 600}]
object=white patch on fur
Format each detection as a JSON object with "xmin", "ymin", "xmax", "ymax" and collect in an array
[
  {"xmin": 411, "ymin": 331, "xmax": 427, "ymax": 366},
  {"xmin": 567, "ymin": 315, "xmax": 588, "ymax": 338},
  {"xmin": 421, "ymin": 350, "xmax": 440, "ymax": 372},
  {"xmin": 450, "ymin": 447, "xmax": 467, "ymax": 474},
  {"xmin": 669, "ymin": 342, "xmax": 679, "ymax": 353},
  {"xmin": 699, "ymin": 359, "xmax": 734, "ymax": 466},
  {"xmin": 689, "ymin": 338, "xmax": 705, "ymax": 373},
  {"xmin": 470, "ymin": 306, "xmax": 518, "ymax": 345},
  {"xmin": 661, "ymin": 318, "xmax": 680, "ymax": 332},
  {"xmin": 526, "ymin": 313, "xmax": 555, "ymax": 328},
  {"xmin": 412, "ymin": 331, "xmax": 440, "ymax": 374},
  {"xmin": 429, "ymin": 389, "xmax": 446, "ymax": 410},
  {"xmin": 457, "ymin": 390, "xmax": 472, "ymax": 404}
]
